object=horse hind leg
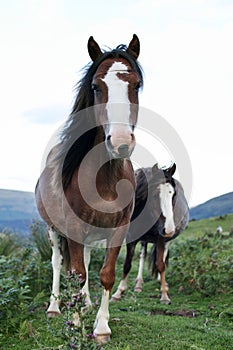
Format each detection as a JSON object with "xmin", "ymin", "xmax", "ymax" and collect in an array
[
  {"xmin": 47, "ymin": 227, "xmax": 63, "ymax": 317},
  {"xmin": 158, "ymin": 241, "xmax": 171, "ymax": 304},
  {"xmin": 134, "ymin": 242, "xmax": 146, "ymax": 292}
]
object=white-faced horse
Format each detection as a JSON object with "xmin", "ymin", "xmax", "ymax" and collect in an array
[
  {"xmin": 35, "ymin": 34, "xmax": 143, "ymax": 343},
  {"xmin": 112, "ymin": 163, "xmax": 189, "ymax": 304}
]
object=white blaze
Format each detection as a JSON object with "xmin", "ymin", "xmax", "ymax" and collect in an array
[
  {"xmin": 159, "ymin": 183, "xmax": 175, "ymax": 235},
  {"xmin": 102, "ymin": 62, "xmax": 132, "ymax": 143}
]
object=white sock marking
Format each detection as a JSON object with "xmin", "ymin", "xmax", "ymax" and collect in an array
[
  {"xmin": 135, "ymin": 244, "xmax": 145, "ymax": 291},
  {"xmin": 47, "ymin": 228, "xmax": 63, "ymax": 314},
  {"xmin": 94, "ymin": 289, "xmax": 111, "ymax": 335},
  {"xmin": 82, "ymin": 246, "xmax": 92, "ymax": 306}
]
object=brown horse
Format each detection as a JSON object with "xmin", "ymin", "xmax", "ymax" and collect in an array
[
  {"xmin": 35, "ymin": 35, "xmax": 143, "ymax": 343},
  {"xmin": 112, "ymin": 163, "xmax": 189, "ymax": 304}
]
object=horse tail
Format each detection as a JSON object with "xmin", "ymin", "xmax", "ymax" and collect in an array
[
  {"xmin": 60, "ymin": 236, "xmax": 70, "ymax": 271},
  {"xmin": 141, "ymin": 241, "xmax": 148, "ymax": 258},
  {"xmin": 148, "ymin": 243, "xmax": 157, "ymax": 277},
  {"xmin": 144, "ymin": 242, "xmax": 148, "ymax": 258},
  {"xmin": 165, "ymin": 245, "xmax": 170, "ymax": 267}
]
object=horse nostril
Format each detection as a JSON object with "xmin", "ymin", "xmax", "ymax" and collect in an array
[
  {"xmin": 131, "ymin": 133, "xmax": 135, "ymax": 142},
  {"xmin": 106, "ymin": 134, "xmax": 113, "ymax": 149},
  {"xmin": 118, "ymin": 144, "xmax": 129, "ymax": 158}
]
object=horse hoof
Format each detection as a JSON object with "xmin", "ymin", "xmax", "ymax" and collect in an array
[
  {"xmin": 160, "ymin": 300, "xmax": 171, "ymax": 305},
  {"xmin": 134, "ymin": 287, "xmax": 142, "ymax": 293},
  {"xmin": 46, "ymin": 311, "xmax": 61, "ymax": 318},
  {"xmin": 94, "ymin": 333, "xmax": 111, "ymax": 344},
  {"xmin": 110, "ymin": 296, "xmax": 120, "ymax": 302},
  {"xmin": 82, "ymin": 304, "xmax": 92, "ymax": 313}
]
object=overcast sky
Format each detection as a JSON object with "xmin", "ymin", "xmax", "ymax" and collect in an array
[{"xmin": 0, "ymin": 0, "xmax": 232, "ymax": 207}]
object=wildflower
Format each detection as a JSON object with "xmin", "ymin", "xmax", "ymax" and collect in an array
[
  {"xmin": 73, "ymin": 312, "xmax": 80, "ymax": 327},
  {"xmin": 87, "ymin": 333, "xmax": 97, "ymax": 339},
  {"xmin": 78, "ymin": 273, "xmax": 83, "ymax": 284},
  {"xmin": 72, "ymin": 291, "xmax": 83, "ymax": 303},
  {"xmin": 67, "ymin": 301, "xmax": 75, "ymax": 308},
  {"xmin": 93, "ymin": 296, "xmax": 99, "ymax": 306}
]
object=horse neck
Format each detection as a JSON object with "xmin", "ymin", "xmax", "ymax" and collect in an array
[{"xmin": 92, "ymin": 127, "xmax": 126, "ymax": 183}]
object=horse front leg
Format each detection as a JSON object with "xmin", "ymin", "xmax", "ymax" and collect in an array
[
  {"xmin": 157, "ymin": 238, "xmax": 171, "ymax": 304},
  {"xmin": 47, "ymin": 227, "xmax": 63, "ymax": 317},
  {"xmin": 82, "ymin": 245, "xmax": 92, "ymax": 307},
  {"xmin": 94, "ymin": 233, "xmax": 124, "ymax": 344},
  {"xmin": 111, "ymin": 240, "xmax": 137, "ymax": 301}
]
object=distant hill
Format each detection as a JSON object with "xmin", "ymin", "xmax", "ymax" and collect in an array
[
  {"xmin": 0, "ymin": 189, "xmax": 39, "ymax": 235},
  {"xmin": 0, "ymin": 189, "xmax": 233, "ymax": 234},
  {"xmin": 189, "ymin": 192, "xmax": 233, "ymax": 220}
]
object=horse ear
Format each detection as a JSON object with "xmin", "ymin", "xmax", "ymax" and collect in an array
[
  {"xmin": 127, "ymin": 34, "xmax": 140, "ymax": 59},
  {"xmin": 152, "ymin": 163, "xmax": 159, "ymax": 175},
  {"xmin": 88, "ymin": 36, "xmax": 102, "ymax": 62},
  {"xmin": 167, "ymin": 163, "xmax": 176, "ymax": 177}
]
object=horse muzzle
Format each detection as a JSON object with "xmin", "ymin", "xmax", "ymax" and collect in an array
[
  {"xmin": 106, "ymin": 132, "xmax": 136, "ymax": 159},
  {"xmin": 162, "ymin": 228, "xmax": 175, "ymax": 238}
]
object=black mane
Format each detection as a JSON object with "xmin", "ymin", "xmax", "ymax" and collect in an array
[{"xmin": 52, "ymin": 44, "xmax": 143, "ymax": 189}]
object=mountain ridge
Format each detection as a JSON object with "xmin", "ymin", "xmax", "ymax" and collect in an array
[
  {"xmin": 0, "ymin": 188, "xmax": 39, "ymax": 235},
  {"xmin": 0, "ymin": 188, "xmax": 232, "ymax": 234},
  {"xmin": 189, "ymin": 191, "xmax": 233, "ymax": 220}
]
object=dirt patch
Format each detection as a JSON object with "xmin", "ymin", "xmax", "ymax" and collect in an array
[{"xmin": 150, "ymin": 309, "xmax": 196, "ymax": 318}]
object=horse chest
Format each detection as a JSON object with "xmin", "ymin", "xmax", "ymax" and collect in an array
[{"xmin": 70, "ymin": 197, "xmax": 132, "ymax": 229}]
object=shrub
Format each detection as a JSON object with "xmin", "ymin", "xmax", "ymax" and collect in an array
[
  {"xmin": 167, "ymin": 233, "xmax": 233, "ymax": 295},
  {"xmin": 31, "ymin": 220, "xmax": 51, "ymax": 261},
  {"xmin": 0, "ymin": 246, "xmax": 52, "ymax": 335},
  {"xmin": 0, "ymin": 231, "xmax": 20, "ymax": 256}
]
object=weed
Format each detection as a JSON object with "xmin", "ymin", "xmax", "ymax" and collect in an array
[{"xmin": 40, "ymin": 271, "xmax": 101, "ymax": 350}]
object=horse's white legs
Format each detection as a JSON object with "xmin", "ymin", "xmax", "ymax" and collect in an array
[
  {"xmin": 47, "ymin": 228, "xmax": 63, "ymax": 316},
  {"xmin": 134, "ymin": 244, "xmax": 145, "ymax": 292},
  {"xmin": 82, "ymin": 245, "xmax": 92, "ymax": 307},
  {"xmin": 94, "ymin": 288, "xmax": 111, "ymax": 343},
  {"xmin": 160, "ymin": 242, "xmax": 171, "ymax": 304},
  {"xmin": 111, "ymin": 277, "xmax": 128, "ymax": 301}
]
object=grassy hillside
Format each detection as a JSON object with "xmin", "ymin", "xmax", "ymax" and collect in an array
[{"xmin": 183, "ymin": 213, "xmax": 233, "ymax": 239}]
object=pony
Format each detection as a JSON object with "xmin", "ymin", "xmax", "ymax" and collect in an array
[
  {"xmin": 35, "ymin": 34, "xmax": 143, "ymax": 343},
  {"xmin": 111, "ymin": 163, "xmax": 189, "ymax": 304}
]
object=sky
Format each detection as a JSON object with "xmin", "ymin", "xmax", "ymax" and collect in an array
[{"xmin": 0, "ymin": 0, "xmax": 232, "ymax": 207}]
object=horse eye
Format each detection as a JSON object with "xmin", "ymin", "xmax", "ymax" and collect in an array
[
  {"xmin": 92, "ymin": 83, "xmax": 99, "ymax": 92},
  {"xmin": 134, "ymin": 82, "xmax": 141, "ymax": 91}
]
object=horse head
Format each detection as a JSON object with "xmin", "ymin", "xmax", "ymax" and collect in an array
[
  {"xmin": 87, "ymin": 35, "xmax": 142, "ymax": 159},
  {"xmin": 150, "ymin": 163, "xmax": 177, "ymax": 237}
]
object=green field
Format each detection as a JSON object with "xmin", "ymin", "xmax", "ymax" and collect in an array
[{"xmin": 0, "ymin": 215, "xmax": 233, "ymax": 350}]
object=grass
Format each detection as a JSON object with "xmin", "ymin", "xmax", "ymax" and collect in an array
[
  {"xmin": 185, "ymin": 214, "xmax": 233, "ymax": 239},
  {"xmin": 1, "ymin": 282, "xmax": 232, "ymax": 349},
  {"xmin": 0, "ymin": 214, "xmax": 233, "ymax": 349}
]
